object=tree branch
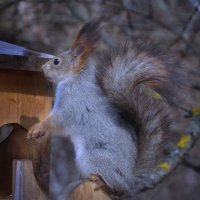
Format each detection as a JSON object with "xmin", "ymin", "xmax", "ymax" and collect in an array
[
  {"xmin": 79, "ymin": 114, "xmax": 200, "ymax": 199},
  {"xmin": 183, "ymin": 155, "xmax": 200, "ymax": 172},
  {"xmin": 121, "ymin": 5, "xmax": 200, "ymax": 55},
  {"xmin": 134, "ymin": 114, "xmax": 200, "ymax": 193},
  {"xmin": 0, "ymin": 0, "xmax": 20, "ymax": 13},
  {"xmin": 169, "ymin": 1, "xmax": 200, "ymax": 47}
]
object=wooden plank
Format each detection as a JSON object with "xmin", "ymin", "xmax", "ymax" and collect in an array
[
  {"xmin": 0, "ymin": 70, "xmax": 18, "ymax": 126},
  {"xmin": 0, "ymin": 69, "xmax": 51, "ymax": 198},
  {"xmin": 0, "ymin": 69, "xmax": 53, "ymax": 129},
  {"xmin": 69, "ymin": 182, "xmax": 111, "ymax": 200},
  {"xmin": 0, "ymin": 55, "xmax": 50, "ymax": 71},
  {"xmin": 12, "ymin": 160, "xmax": 48, "ymax": 200}
]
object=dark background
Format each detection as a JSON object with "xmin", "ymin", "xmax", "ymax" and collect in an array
[{"xmin": 0, "ymin": 0, "xmax": 200, "ymax": 199}]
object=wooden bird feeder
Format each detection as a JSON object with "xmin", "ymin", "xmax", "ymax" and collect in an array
[{"xmin": 0, "ymin": 54, "xmax": 111, "ymax": 200}]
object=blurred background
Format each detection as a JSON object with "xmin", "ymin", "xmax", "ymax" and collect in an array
[{"xmin": 0, "ymin": 0, "xmax": 200, "ymax": 200}]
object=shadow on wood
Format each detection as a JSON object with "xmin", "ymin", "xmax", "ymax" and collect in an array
[{"xmin": 0, "ymin": 69, "xmax": 53, "ymax": 130}]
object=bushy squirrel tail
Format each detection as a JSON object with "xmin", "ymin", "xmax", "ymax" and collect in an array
[{"xmin": 96, "ymin": 42, "xmax": 188, "ymax": 171}]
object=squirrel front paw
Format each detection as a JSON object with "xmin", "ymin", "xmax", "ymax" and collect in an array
[{"xmin": 27, "ymin": 123, "xmax": 48, "ymax": 139}]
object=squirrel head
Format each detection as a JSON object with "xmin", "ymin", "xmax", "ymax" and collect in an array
[{"xmin": 41, "ymin": 20, "xmax": 101, "ymax": 84}]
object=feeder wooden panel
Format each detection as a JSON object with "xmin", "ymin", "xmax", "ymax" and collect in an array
[
  {"xmin": 0, "ymin": 69, "xmax": 53, "ymax": 129},
  {"xmin": 0, "ymin": 69, "xmax": 52, "ymax": 198},
  {"xmin": 12, "ymin": 160, "xmax": 48, "ymax": 200},
  {"xmin": 0, "ymin": 68, "xmax": 111, "ymax": 200},
  {"xmin": 69, "ymin": 183, "xmax": 111, "ymax": 200}
]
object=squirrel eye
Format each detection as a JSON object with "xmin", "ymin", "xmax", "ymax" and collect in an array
[{"xmin": 53, "ymin": 58, "xmax": 60, "ymax": 65}]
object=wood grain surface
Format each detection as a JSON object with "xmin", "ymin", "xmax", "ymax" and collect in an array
[
  {"xmin": 0, "ymin": 69, "xmax": 111, "ymax": 200},
  {"xmin": 12, "ymin": 160, "xmax": 48, "ymax": 200},
  {"xmin": 0, "ymin": 69, "xmax": 53, "ymax": 129}
]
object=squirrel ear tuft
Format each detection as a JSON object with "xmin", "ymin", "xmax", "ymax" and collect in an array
[{"xmin": 70, "ymin": 19, "xmax": 102, "ymax": 72}]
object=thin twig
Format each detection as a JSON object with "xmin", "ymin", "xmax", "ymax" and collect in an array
[
  {"xmin": 0, "ymin": 0, "xmax": 20, "ymax": 13},
  {"xmin": 169, "ymin": 1, "xmax": 200, "ymax": 47},
  {"xmin": 148, "ymin": 0, "xmax": 153, "ymax": 19},
  {"xmin": 122, "ymin": 6, "xmax": 199, "ymax": 54},
  {"xmin": 184, "ymin": 155, "xmax": 200, "ymax": 172},
  {"xmin": 126, "ymin": 11, "xmax": 134, "ymax": 30},
  {"xmin": 191, "ymin": 83, "xmax": 200, "ymax": 91},
  {"xmin": 188, "ymin": 0, "xmax": 200, "ymax": 13}
]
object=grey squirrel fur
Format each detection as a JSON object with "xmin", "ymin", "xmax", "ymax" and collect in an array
[{"xmin": 27, "ymin": 20, "xmax": 188, "ymax": 199}]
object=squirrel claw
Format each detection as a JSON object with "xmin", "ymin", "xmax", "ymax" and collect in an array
[
  {"xmin": 89, "ymin": 175, "xmax": 106, "ymax": 192},
  {"xmin": 26, "ymin": 124, "xmax": 47, "ymax": 139}
]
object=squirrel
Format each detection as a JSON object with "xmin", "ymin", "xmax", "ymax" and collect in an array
[{"xmin": 27, "ymin": 20, "xmax": 188, "ymax": 199}]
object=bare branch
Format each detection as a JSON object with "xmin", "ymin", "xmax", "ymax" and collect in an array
[
  {"xmin": 0, "ymin": 0, "xmax": 20, "ymax": 13},
  {"xmin": 134, "ymin": 115, "xmax": 200, "ymax": 192},
  {"xmin": 191, "ymin": 82, "xmax": 200, "ymax": 91},
  {"xmin": 79, "ymin": 115, "xmax": 200, "ymax": 199},
  {"xmin": 183, "ymin": 155, "xmax": 200, "ymax": 172},
  {"xmin": 121, "ymin": 5, "xmax": 200, "ymax": 55},
  {"xmin": 188, "ymin": 0, "xmax": 200, "ymax": 13},
  {"xmin": 148, "ymin": 0, "xmax": 153, "ymax": 19},
  {"xmin": 169, "ymin": 1, "xmax": 200, "ymax": 47}
]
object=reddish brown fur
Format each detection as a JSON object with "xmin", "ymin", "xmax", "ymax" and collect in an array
[{"xmin": 71, "ymin": 20, "xmax": 101, "ymax": 72}]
